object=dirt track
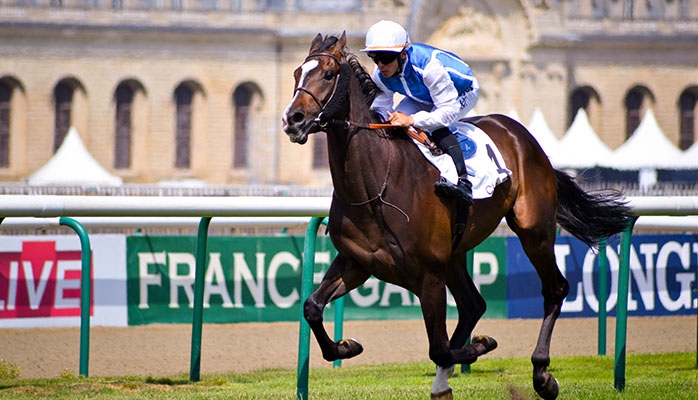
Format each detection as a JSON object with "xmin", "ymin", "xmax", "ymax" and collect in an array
[{"xmin": 0, "ymin": 316, "xmax": 694, "ymax": 379}]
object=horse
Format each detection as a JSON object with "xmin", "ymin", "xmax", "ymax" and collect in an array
[{"xmin": 282, "ymin": 32, "xmax": 632, "ymax": 400}]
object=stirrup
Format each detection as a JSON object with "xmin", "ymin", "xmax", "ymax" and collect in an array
[{"xmin": 434, "ymin": 177, "xmax": 473, "ymax": 206}]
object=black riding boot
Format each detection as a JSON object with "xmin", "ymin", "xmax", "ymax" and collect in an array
[{"xmin": 431, "ymin": 128, "xmax": 473, "ymax": 206}]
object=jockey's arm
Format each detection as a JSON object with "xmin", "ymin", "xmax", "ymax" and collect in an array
[
  {"xmin": 369, "ymin": 69, "xmax": 395, "ymax": 122},
  {"xmin": 411, "ymin": 59, "xmax": 461, "ymax": 131}
]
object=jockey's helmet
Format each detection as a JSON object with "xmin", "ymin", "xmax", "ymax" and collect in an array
[{"xmin": 361, "ymin": 20, "xmax": 410, "ymax": 53}]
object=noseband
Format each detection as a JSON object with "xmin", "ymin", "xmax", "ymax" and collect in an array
[{"xmin": 294, "ymin": 52, "xmax": 348, "ymax": 127}]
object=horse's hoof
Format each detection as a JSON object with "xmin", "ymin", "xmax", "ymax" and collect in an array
[
  {"xmin": 534, "ymin": 374, "xmax": 559, "ymax": 400},
  {"xmin": 471, "ymin": 335, "xmax": 498, "ymax": 353},
  {"xmin": 431, "ymin": 388, "xmax": 453, "ymax": 400},
  {"xmin": 337, "ymin": 338, "xmax": 363, "ymax": 359}
]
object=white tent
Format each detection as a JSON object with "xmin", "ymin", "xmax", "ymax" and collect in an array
[
  {"xmin": 606, "ymin": 109, "xmax": 686, "ymax": 170},
  {"xmin": 679, "ymin": 141, "xmax": 698, "ymax": 168},
  {"xmin": 27, "ymin": 127, "xmax": 123, "ymax": 186},
  {"xmin": 556, "ymin": 108, "xmax": 614, "ymax": 169},
  {"xmin": 527, "ymin": 108, "xmax": 562, "ymax": 166}
]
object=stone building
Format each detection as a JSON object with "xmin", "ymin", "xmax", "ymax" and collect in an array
[{"xmin": 1, "ymin": 0, "xmax": 697, "ymax": 188}]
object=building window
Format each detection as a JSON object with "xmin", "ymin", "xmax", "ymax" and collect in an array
[
  {"xmin": 622, "ymin": 0, "xmax": 635, "ymax": 19},
  {"xmin": 679, "ymin": 0, "xmax": 690, "ymax": 19},
  {"xmin": 568, "ymin": 89, "xmax": 590, "ymax": 128},
  {"xmin": 592, "ymin": 0, "xmax": 609, "ymax": 18},
  {"xmin": 233, "ymin": 85, "xmax": 252, "ymax": 169},
  {"xmin": 624, "ymin": 86, "xmax": 653, "ymax": 139},
  {"xmin": 54, "ymin": 82, "xmax": 74, "ymax": 152},
  {"xmin": 198, "ymin": 0, "xmax": 219, "ymax": 10},
  {"xmin": 312, "ymin": 134, "xmax": 328, "ymax": 169},
  {"xmin": 0, "ymin": 83, "xmax": 11, "ymax": 168},
  {"xmin": 679, "ymin": 88, "xmax": 698, "ymax": 150},
  {"xmin": 175, "ymin": 85, "xmax": 193, "ymax": 169},
  {"xmin": 114, "ymin": 84, "xmax": 134, "ymax": 169},
  {"xmin": 567, "ymin": 86, "xmax": 601, "ymax": 130}
]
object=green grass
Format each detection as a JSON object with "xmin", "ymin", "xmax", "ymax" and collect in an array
[{"xmin": 0, "ymin": 353, "xmax": 695, "ymax": 399}]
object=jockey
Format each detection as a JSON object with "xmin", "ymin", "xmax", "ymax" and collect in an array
[{"xmin": 361, "ymin": 20, "xmax": 479, "ymax": 206}]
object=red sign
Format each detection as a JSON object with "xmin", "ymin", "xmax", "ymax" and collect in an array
[{"xmin": 0, "ymin": 241, "xmax": 92, "ymax": 318}]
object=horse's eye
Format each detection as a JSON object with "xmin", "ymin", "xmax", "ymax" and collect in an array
[{"xmin": 323, "ymin": 70, "xmax": 335, "ymax": 80}]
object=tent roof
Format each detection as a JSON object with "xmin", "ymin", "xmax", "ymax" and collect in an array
[
  {"xmin": 680, "ymin": 141, "xmax": 698, "ymax": 168},
  {"xmin": 556, "ymin": 108, "xmax": 613, "ymax": 169},
  {"xmin": 27, "ymin": 127, "xmax": 123, "ymax": 186},
  {"xmin": 527, "ymin": 108, "xmax": 562, "ymax": 165},
  {"xmin": 606, "ymin": 109, "xmax": 687, "ymax": 170}
]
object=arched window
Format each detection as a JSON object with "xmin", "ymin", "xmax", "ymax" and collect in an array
[
  {"xmin": 624, "ymin": 86, "xmax": 654, "ymax": 139},
  {"xmin": 174, "ymin": 84, "xmax": 193, "ymax": 169},
  {"xmin": 312, "ymin": 134, "xmax": 328, "ymax": 169},
  {"xmin": 679, "ymin": 87, "xmax": 698, "ymax": 150},
  {"xmin": 567, "ymin": 86, "xmax": 601, "ymax": 130},
  {"xmin": 54, "ymin": 82, "xmax": 74, "ymax": 152},
  {"xmin": 114, "ymin": 83, "xmax": 134, "ymax": 169},
  {"xmin": 232, "ymin": 82, "xmax": 263, "ymax": 170},
  {"xmin": 0, "ymin": 82, "xmax": 11, "ymax": 168},
  {"xmin": 233, "ymin": 85, "xmax": 252, "ymax": 169}
]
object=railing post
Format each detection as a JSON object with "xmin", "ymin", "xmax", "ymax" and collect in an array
[
  {"xmin": 460, "ymin": 248, "xmax": 475, "ymax": 374},
  {"xmin": 297, "ymin": 216, "xmax": 326, "ymax": 400},
  {"xmin": 597, "ymin": 238, "xmax": 608, "ymax": 356},
  {"xmin": 190, "ymin": 216, "xmax": 212, "ymax": 382},
  {"xmin": 58, "ymin": 217, "xmax": 92, "ymax": 377},
  {"xmin": 614, "ymin": 216, "xmax": 638, "ymax": 392}
]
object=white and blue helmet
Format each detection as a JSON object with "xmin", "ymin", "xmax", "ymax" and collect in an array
[{"xmin": 361, "ymin": 20, "xmax": 411, "ymax": 53}]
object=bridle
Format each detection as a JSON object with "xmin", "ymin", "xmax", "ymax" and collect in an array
[
  {"xmin": 293, "ymin": 52, "xmax": 344, "ymax": 128},
  {"xmin": 292, "ymin": 50, "xmax": 415, "ymax": 221}
]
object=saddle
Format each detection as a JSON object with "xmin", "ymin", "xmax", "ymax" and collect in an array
[{"xmin": 412, "ymin": 122, "xmax": 511, "ymax": 200}]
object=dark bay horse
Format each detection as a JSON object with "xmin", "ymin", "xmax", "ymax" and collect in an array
[{"xmin": 282, "ymin": 32, "xmax": 632, "ymax": 400}]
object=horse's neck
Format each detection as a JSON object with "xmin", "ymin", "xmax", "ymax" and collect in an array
[
  {"xmin": 327, "ymin": 81, "xmax": 393, "ymax": 205},
  {"xmin": 327, "ymin": 125, "xmax": 392, "ymax": 205}
]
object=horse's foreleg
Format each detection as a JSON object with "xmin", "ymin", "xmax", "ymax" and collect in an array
[
  {"xmin": 304, "ymin": 254, "xmax": 370, "ymax": 362},
  {"xmin": 446, "ymin": 265, "xmax": 489, "ymax": 351},
  {"xmin": 419, "ymin": 273, "xmax": 457, "ymax": 398},
  {"xmin": 443, "ymin": 265, "xmax": 498, "ymax": 368}
]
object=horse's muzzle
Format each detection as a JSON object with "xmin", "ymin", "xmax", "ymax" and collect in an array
[{"xmin": 282, "ymin": 111, "xmax": 316, "ymax": 144}]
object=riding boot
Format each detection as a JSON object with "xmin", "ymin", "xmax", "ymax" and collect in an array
[{"xmin": 431, "ymin": 128, "xmax": 473, "ymax": 206}]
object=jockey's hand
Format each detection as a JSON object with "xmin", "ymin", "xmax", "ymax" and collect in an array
[{"xmin": 387, "ymin": 111, "xmax": 415, "ymax": 127}]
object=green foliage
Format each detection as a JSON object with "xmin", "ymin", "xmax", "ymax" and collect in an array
[
  {"xmin": 0, "ymin": 359, "xmax": 20, "ymax": 380},
  {"xmin": 0, "ymin": 353, "xmax": 695, "ymax": 399}
]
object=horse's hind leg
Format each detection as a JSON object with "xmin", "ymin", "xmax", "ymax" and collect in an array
[
  {"xmin": 509, "ymin": 215, "xmax": 569, "ymax": 400},
  {"xmin": 304, "ymin": 254, "xmax": 370, "ymax": 362}
]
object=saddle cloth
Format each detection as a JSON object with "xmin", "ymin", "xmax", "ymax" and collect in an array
[{"xmin": 413, "ymin": 121, "xmax": 512, "ymax": 199}]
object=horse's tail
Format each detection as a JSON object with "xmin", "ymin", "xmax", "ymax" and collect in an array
[{"xmin": 554, "ymin": 169, "xmax": 633, "ymax": 247}]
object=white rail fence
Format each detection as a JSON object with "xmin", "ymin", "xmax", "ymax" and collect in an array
[{"xmin": 0, "ymin": 195, "xmax": 696, "ymax": 392}]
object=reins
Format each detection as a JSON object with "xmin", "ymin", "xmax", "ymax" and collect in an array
[{"xmin": 323, "ymin": 120, "xmax": 441, "ymax": 155}]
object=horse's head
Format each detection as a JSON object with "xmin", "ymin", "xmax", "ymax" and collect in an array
[{"xmin": 282, "ymin": 32, "xmax": 348, "ymax": 144}]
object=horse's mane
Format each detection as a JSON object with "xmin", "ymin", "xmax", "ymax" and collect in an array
[{"xmin": 316, "ymin": 35, "xmax": 381, "ymax": 109}]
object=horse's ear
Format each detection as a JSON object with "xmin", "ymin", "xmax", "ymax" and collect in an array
[
  {"xmin": 338, "ymin": 31, "xmax": 347, "ymax": 49},
  {"xmin": 309, "ymin": 33, "xmax": 323, "ymax": 53},
  {"xmin": 330, "ymin": 31, "xmax": 347, "ymax": 59}
]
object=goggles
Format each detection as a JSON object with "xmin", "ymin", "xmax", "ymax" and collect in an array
[{"xmin": 367, "ymin": 51, "xmax": 400, "ymax": 65}]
